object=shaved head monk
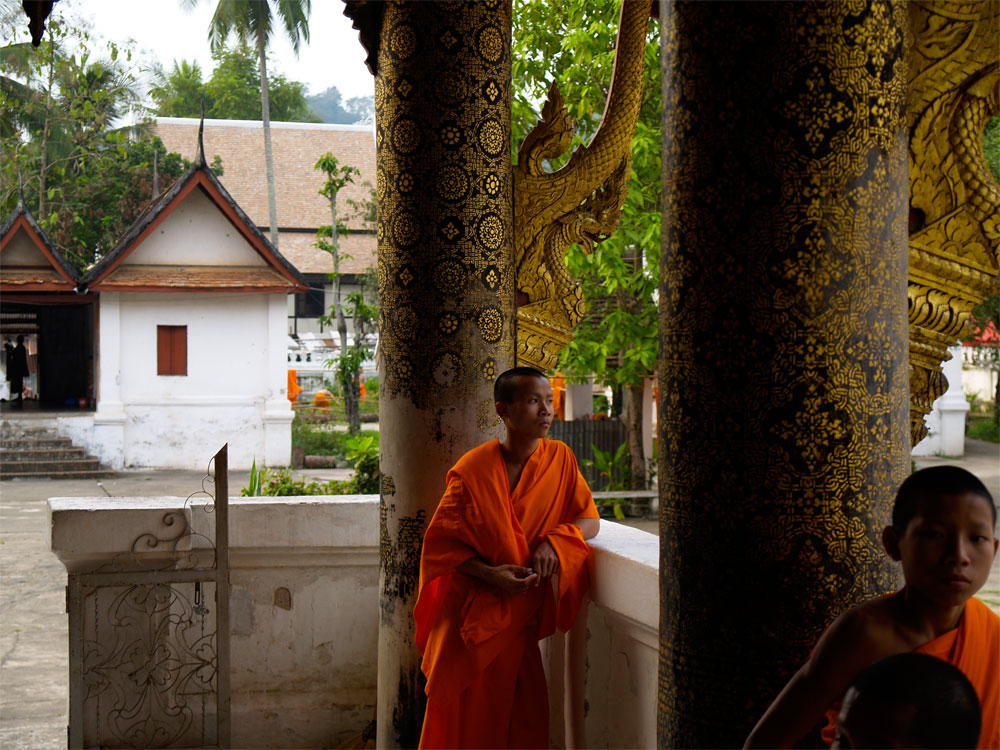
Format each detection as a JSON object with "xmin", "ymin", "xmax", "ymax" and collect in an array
[{"xmin": 414, "ymin": 367, "xmax": 600, "ymax": 748}]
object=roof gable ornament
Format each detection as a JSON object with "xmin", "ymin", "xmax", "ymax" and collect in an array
[{"xmin": 195, "ymin": 106, "xmax": 206, "ymax": 168}]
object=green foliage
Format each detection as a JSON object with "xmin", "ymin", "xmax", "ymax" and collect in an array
[
  {"xmin": 148, "ymin": 59, "xmax": 206, "ymax": 117},
  {"xmin": 984, "ymin": 116, "xmax": 999, "ymax": 184},
  {"xmin": 0, "ymin": 8, "xmax": 192, "ymax": 270},
  {"xmin": 151, "ymin": 45, "xmax": 320, "ymax": 122},
  {"xmin": 291, "ymin": 413, "xmax": 353, "ymax": 456},
  {"xmin": 966, "ymin": 417, "xmax": 999, "ymax": 443},
  {"xmin": 581, "ymin": 442, "xmax": 630, "ymax": 519},
  {"xmin": 344, "ymin": 433, "xmax": 380, "ymax": 493},
  {"xmin": 247, "ymin": 422, "xmax": 381, "ymax": 496},
  {"xmin": 512, "ymin": 0, "xmax": 661, "ymax": 390},
  {"xmin": 243, "ymin": 456, "xmax": 264, "ymax": 496},
  {"xmin": 241, "ymin": 465, "xmax": 354, "ymax": 496}
]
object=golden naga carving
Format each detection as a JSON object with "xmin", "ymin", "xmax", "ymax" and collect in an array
[
  {"xmin": 907, "ymin": 1, "xmax": 999, "ymax": 445},
  {"xmin": 513, "ymin": 0, "xmax": 651, "ymax": 370}
]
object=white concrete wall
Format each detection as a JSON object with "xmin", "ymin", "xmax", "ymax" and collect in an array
[
  {"xmin": 50, "ymin": 495, "xmax": 379, "ymax": 749},
  {"xmin": 125, "ymin": 189, "xmax": 266, "ymax": 267},
  {"xmin": 555, "ymin": 522, "xmax": 659, "ymax": 750},
  {"xmin": 50, "ymin": 495, "xmax": 659, "ymax": 750},
  {"xmin": 92, "ymin": 291, "xmax": 292, "ymax": 470}
]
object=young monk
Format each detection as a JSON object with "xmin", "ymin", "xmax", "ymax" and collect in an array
[
  {"xmin": 414, "ymin": 367, "xmax": 600, "ymax": 749},
  {"xmin": 833, "ymin": 653, "xmax": 982, "ymax": 749},
  {"xmin": 745, "ymin": 466, "xmax": 999, "ymax": 749}
]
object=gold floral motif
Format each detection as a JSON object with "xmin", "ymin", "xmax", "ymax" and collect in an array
[
  {"xmin": 391, "ymin": 117, "xmax": 421, "ymax": 154},
  {"xmin": 476, "ymin": 307, "xmax": 503, "ymax": 343},
  {"xmin": 389, "ymin": 23, "xmax": 416, "ymax": 60},
  {"xmin": 433, "ymin": 259, "xmax": 466, "ymax": 294},
  {"xmin": 476, "ymin": 24, "xmax": 504, "ymax": 64},
  {"xmin": 436, "ymin": 164, "xmax": 471, "ymax": 202},
  {"xmin": 437, "ymin": 312, "xmax": 460, "ymax": 336}
]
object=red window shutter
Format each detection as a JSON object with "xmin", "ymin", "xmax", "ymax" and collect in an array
[
  {"xmin": 156, "ymin": 325, "xmax": 187, "ymax": 375},
  {"xmin": 172, "ymin": 326, "xmax": 187, "ymax": 375}
]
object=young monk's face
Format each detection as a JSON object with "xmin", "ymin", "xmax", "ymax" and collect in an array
[
  {"xmin": 886, "ymin": 492, "xmax": 998, "ymax": 607},
  {"xmin": 496, "ymin": 376, "xmax": 553, "ymax": 440}
]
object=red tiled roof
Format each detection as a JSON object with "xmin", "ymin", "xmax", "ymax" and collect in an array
[
  {"xmin": 0, "ymin": 267, "xmax": 71, "ymax": 290},
  {"xmin": 151, "ymin": 118, "xmax": 376, "ymax": 276},
  {"xmin": 92, "ymin": 265, "xmax": 299, "ymax": 292}
]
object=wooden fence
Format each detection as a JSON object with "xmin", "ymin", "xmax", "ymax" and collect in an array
[{"xmin": 548, "ymin": 418, "xmax": 627, "ymax": 490}]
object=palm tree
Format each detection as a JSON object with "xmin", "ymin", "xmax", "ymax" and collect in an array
[{"xmin": 183, "ymin": 0, "xmax": 312, "ymax": 248}]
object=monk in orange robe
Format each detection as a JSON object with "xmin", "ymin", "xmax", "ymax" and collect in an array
[
  {"xmin": 415, "ymin": 367, "xmax": 600, "ymax": 749},
  {"xmin": 746, "ymin": 466, "xmax": 999, "ymax": 749}
]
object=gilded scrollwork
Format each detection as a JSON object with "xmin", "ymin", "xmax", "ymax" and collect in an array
[
  {"xmin": 907, "ymin": 1, "xmax": 1000, "ymax": 445},
  {"xmin": 513, "ymin": 0, "xmax": 651, "ymax": 370}
]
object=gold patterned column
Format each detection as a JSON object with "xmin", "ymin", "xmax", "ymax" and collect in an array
[
  {"xmin": 373, "ymin": 2, "xmax": 514, "ymax": 747},
  {"xmin": 658, "ymin": 2, "xmax": 910, "ymax": 746}
]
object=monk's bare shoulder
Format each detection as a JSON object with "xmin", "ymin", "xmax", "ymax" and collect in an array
[{"xmin": 805, "ymin": 594, "xmax": 912, "ymax": 681}]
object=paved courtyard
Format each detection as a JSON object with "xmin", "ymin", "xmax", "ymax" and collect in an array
[{"xmin": 1, "ymin": 442, "xmax": 997, "ymax": 748}]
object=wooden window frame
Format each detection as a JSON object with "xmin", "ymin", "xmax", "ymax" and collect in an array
[{"xmin": 157, "ymin": 325, "xmax": 188, "ymax": 376}]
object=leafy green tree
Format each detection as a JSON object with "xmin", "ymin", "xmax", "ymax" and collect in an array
[
  {"xmin": 149, "ymin": 59, "xmax": 208, "ymax": 117},
  {"xmin": 314, "ymin": 152, "xmax": 364, "ymax": 433},
  {"xmin": 513, "ymin": 0, "xmax": 660, "ymax": 489},
  {"xmin": 185, "ymin": 0, "xmax": 313, "ymax": 248},
  {"xmin": 151, "ymin": 47, "xmax": 320, "ymax": 122},
  {"xmin": 1, "ymin": 7, "xmax": 192, "ymax": 270}
]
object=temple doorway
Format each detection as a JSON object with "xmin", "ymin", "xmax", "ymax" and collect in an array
[{"xmin": 0, "ymin": 299, "xmax": 95, "ymax": 410}]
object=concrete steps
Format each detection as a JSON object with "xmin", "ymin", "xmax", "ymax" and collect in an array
[{"xmin": 0, "ymin": 427, "xmax": 114, "ymax": 480}]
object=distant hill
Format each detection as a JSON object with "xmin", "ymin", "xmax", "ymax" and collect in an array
[{"xmin": 308, "ymin": 86, "xmax": 374, "ymax": 124}]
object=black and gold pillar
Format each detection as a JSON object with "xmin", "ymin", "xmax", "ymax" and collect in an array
[
  {"xmin": 373, "ymin": 2, "xmax": 514, "ymax": 747},
  {"xmin": 658, "ymin": 2, "xmax": 910, "ymax": 746}
]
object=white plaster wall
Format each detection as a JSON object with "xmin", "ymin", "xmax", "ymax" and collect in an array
[
  {"xmin": 1, "ymin": 227, "xmax": 48, "ymax": 265},
  {"xmin": 49, "ymin": 495, "xmax": 379, "ymax": 749},
  {"xmin": 581, "ymin": 522, "xmax": 658, "ymax": 749},
  {"xmin": 50, "ymin": 496, "xmax": 657, "ymax": 749},
  {"xmin": 94, "ymin": 291, "xmax": 292, "ymax": 469},
  {"xmin": 125, "ymin": 188, "xmax": 267, "ymax": 267}
]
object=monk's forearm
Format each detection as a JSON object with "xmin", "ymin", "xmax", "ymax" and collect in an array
[
  {"xmin": 457, "ymin": 556, "xmax": 495, "ymax": 583},
  {"xmin": 573, "ymin": 517, "xmax": 600, "ymax": 540}
]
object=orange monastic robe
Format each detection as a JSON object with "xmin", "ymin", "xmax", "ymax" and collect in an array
[
  {"xmin": 415, "ymin": 438, "xmax": 598, "ymax": 749},
  {"xmin": 916, "ymin": 597, "xmax": 999, "ymax": 749},
  {"xmin": 823, "ymin": 596, "xmax": 1000, "ymax": 749}
]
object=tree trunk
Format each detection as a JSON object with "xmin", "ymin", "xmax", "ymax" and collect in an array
[
  {"xmin": 328, "ymin": 190, "xmax": 360, "ymax": 434},
  {"xmin": 625, "ymin": 383, "xmax": 645, "ymax": 490},
  {"xmin": 257, "ymin": 25, "xmax": 279, "ymax": 248},
  {"xmin": 37, "ymin": 26, "xmax": 55, "ymax": 222}
]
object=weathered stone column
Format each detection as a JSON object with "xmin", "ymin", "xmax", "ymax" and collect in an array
[
  {"xmin": 374, "ymin": 2, "xmax": 514, "ymax": 747},
  {"xmin": 657, "ymin": 2, "xmax": 910, "ymax": 746}
]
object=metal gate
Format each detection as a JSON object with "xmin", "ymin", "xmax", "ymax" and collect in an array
[{"xmin": 66, "ymin": 446, "xmax": 231, "ymax": 748}]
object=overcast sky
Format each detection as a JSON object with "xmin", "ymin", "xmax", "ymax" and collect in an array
[{"xmin": 65, "ymin": 0, "xmax": 374, "ymax": 102}]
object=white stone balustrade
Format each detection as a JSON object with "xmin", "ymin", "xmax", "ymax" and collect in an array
[{"xmin": 49, "ymin": 495, "xmax": 658, "ymax": 749}]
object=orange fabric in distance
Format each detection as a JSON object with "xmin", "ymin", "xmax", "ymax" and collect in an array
[
  {"xmin": 822, "ymin": 597, "xmax": 1000, "ymax": 749},
  {"xmin": 551, "ymin": 373, "xmax": 565, "ymax": 421},
  {"xmin": 415, "ymin": 438, "xmax": 598, "ymax": 748},
  {"xmin": 286, "ymin": 369, "xmax": 303, "ymax": 403}
]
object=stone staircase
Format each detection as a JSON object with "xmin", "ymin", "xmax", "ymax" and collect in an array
[{"xmin": 0, "ymin": 425, "xmax": 115, "ymax": 480}]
